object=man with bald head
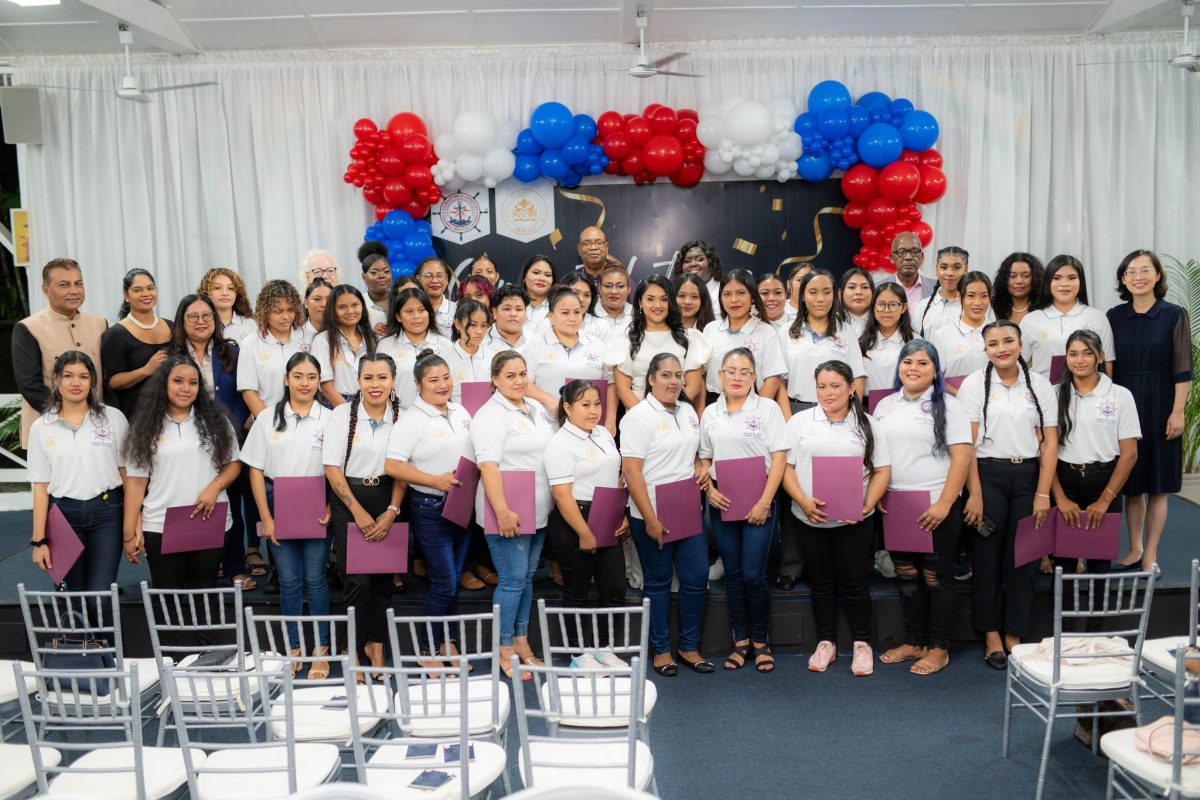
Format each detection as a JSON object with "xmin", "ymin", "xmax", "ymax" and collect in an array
[
  {"xmin": 880, "ymin": 231, "xmax": 933, "ymax": 311},
  {"xmin": 577, "ymin": 226, "xmax": 610, "ymax": 280}
]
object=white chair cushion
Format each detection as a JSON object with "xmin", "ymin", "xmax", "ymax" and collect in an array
[
  {"xmin": 1101, "ymin": 727, "xmax": 1200, "ymax": 797},
  {"xmin": 195, "ymin": 742, "xmax": 340, "ymax": 800},
  {"xmin": 1009, "ymin": 643, "xmax": 1134, "ymax": 690},
  {"xmin": 1141, "ymin": 637, "xmax": 1191, "ymax": 674},
  {"xmin": 271, "ymin": 684, "xmax": 390, "ymax": 743},
  {"xmin": 42, "ymin": 657, "xmax": 169, "ymax": 708},
  {"xmin": 0, "ymin": 660, "xmax": 36, "ymax": 705},
  {"xmin": 0, "ymin": 742, "xmax": 60, "ymax": 800},
  {"xmin": 168, "ymin": 651, "xmax": 282, "ymax": 704},
  {"xmin": 363, "ymin": 740, "xmax": 507, "ymax": 799},
  {"xmin": 400, "ymin": 679, "xmax": 510, "ymax": 737},
  {"xmin": 47, "ymin": 745, "xmax": 200, "ymax": 800},
  {"xmin": 517, "ymin": 740, "xmax": 654, "ymax": 792},
  {"xmin": 539, "ymin": 676, "xmax": 657, "ymax": 728}
]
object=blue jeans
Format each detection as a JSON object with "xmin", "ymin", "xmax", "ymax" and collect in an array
[
  {"xmin": 409, "ymin": 492, "xmax": 471, "ymax": 651},
  {"xmin": 629, "ymin": 516, "xmax": 708, "ymax": 655},
  {"xmin": 263, "ymin": 482, "xmax": 329, "ymax": 647},
  {"xmin": 52, "ymin": 489, "xmax": 123, "ymax": 622},
  {"xmin": 485, "ymin": 528, "xmax": 546, "ymax": 647},
  {"xmin": 709, "ymin": 503, "xmax": 773, "ymax": 644}
]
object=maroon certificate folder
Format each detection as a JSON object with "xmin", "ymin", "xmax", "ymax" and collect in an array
[
  {"xmin": 1014, "ymin": 513, "xmax": 1057, "ymax": 568},
  {"xmin": 1053, "ymin": 511, "xmax": 1120, "ymax": 561},
  {"xmin": 162, "ymin": 503, "xmax": 228, "ymax": 555},
  {"xmin": 714, "ymin": 456, "xmax": 770, "ymax": 522},
  {"xmin": 867, "ymin": 388, "xmax": 895, "ymax": 414},
  {"xmin": 483, "ymin": 470, "xmax": 536, "ymax": 535},
  {"xmin": 945, "ymin": 375, "xmax": 967, "ymax": 390},
  {"xmin": 273, "ymin": 476, "xmax": 327, "ymax": 540},
  {"xmin": 46, "ymin": 504, "xmax": 84, "ymax": 584},
  {"xmin": 811, "ymin": 456, "xmax": 864, "ymax": 522},
  {"xmin": 441, "ymin": 457, "xmax": 480, "ymax": 530},
  {"xmin": 346, "ymin": 522, "xmax": 408, "ymax": 574},
  {"xmin": 655, "ymin": 478, "xmax": 703, "ymax": 541},
  {"xmin": 587, "ymin": 486, "xmax": 628, "ymax": 548},
  {"xmin": 460, "ymin": 382, "xmax": 491, "ymax": 417},
  {"xmin": 1049, "ymin": 355, "xmax": 1067, "ymax": 384},
  {"xmin": 881, "ymin": 490, "xmax": 934, "ymax": 554}
]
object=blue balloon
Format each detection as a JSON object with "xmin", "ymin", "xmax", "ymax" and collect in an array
[
  {"xmin": 838, "ymin": 159, "xmax": 850, "ymax": 171},
  {"xmin": 797, "ymin": 153, "xmax": 833, "ymax": 182},
  {"xmin": 857, "ymin": 91, "xmax": 892, "ymax": 111},
  {"xmin": 538, "ymin": 149, "xmax": 569, "ymax": 180},
  {"xmin": 529, "ymin": 102, "xmax": 575, "ymax": 149},
  {"xmin": 847, "ymin": 105, "xmax": 870, "ymax": 138},
  {"xmin": 514, "ymin": 128, "xmax": 541, "ymax": 157},
  {"xmin": 807, "ymin": 80, "xmax": 852, "ymax": 112},
  {"xmin": 403, "ymin": 231, "xmax": 432, "ymax": 257},
  {"xmin": 817, "ymin": 108, "xmax": 849, "ymax": 141},
  {"xmin": 365, "ymin": 226, "xmax": 379, "ymax": 242},
  {"xmin": 794, "ymin": 111, "xmax": 818, "ymax": 136},
  {"xmin": 573, "ymin": 113, "xmax": 598, "ymax": 142},
  {"xmin": 562, "ymin": 134, "xmax": 591, "ymax": 166},
  {"xmin": 588, "ymin": 162, "xmax": 604, "ymax": 175},
  {"xmin": 382, "ymin": 210, "xmax": 415, "ymax": 241},
  {"xmin": 413, "ymin": 220, "xmax": 433, "ymax": 237},
  {"xmin": 513, "ymin": 154, "xmax": 541, "ymax": 183},
  {"xmin": 899, "ymin": 110, "xmax": 939, "ymax": 152},
  {"xmin": 856, "ymin": 123, "xmax": 904, "ymax": 168},
  {"xmin": 392, "ymin": 261, "xmax": 416, "ymax": 278},
  {"xmin": 560, "ymin": 169, "xmax": 583, "ymax": 189},
  {"xmin": 889, "ymin": 98, "xmax": 915, "ymax": 116}
]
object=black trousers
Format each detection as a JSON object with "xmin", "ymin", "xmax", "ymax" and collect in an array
[
  {"xmin": 890, "ymin": 496, "xmax": 964, "ymax": 651},
  {"xmin": 795, "ymin": 513, "xmax": 874, "ymax": 643},
  {"xmin": 547, "ymin": 502, "xmax": 627, "ymax": 648},
  {"xmin": 972, "ymin": 458, "xmax": 1039, "ymax": 637},
  {"xmin": 143, "ymin": 529, "xmax": 223, "ymax": 648},
  {"xmin": 330, "ymin": 480, "xmax": 394, "ymax": 647}
]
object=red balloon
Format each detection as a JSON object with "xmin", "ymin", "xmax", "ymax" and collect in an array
[
  {"xmin": 840, "ymin": 164, "xmax": 879, "ymax": 203},
  {"xmin": 842, "ymin": 202, "xmax": 868, "ymax": 230},
  {"xmin": 603, "ymin": 131, "xmax": 633, "ymax": 160},
  {"xmin": 677, "ymin": 108, "xmax": 699, "ymax": 122},
  {"xmin": 642, "ymin": 135, "xmax": 684, "ymax": 176},
  {"xmin": 859, "ymin": 247, "xmax": 878, "ymax": 262},
  {"xmin": 852, "ymin": 253, "xmax": 868, "ymax": 268},
  {"xmin": 363, "ymin": 186, "xmax": 383, "ymax": 205},
  {"xmin": 622, "ymin": 113, "xmax": 638, "ymax": 123},
  {"xmin": 860, "ymin": 224, "xmax": 884, "ymax": 250},
  {"xmin": 911, "ymin": 220, "xmax": 934, "ymax": 247},
  {"xmin": 867, "ymin": 197, "xmax": 899, "ymax": 227},
  {"xmin": 896, "ymin": 201, "xmax": 917, "ymax": 219},
  {"xmin": 353, "ymin": 118, "xmax": 378, "ymax": 141},
  {"xmin": 622, "ymin": 152, "xmax": 644, "ymax": 177},
  {"xmin": 405, "ymin": 164, "xmax": 433, "ymax": 189},
  {"xmin": 877, "ymin": 255, "xmax": 896, "ymax": 273},
  {"xmin": 670, "ymin": 161, "xmax": 704, "ymax": 187},
  {"xmin": 915, "ymin": 166, "xmax": 947, "ymax": 203},
  {"xmin": 422, "ymin": 186, "xmax": 442, "ymax": 206},
  {"xmin": 677, "ymin": 118, "xmax": 698, "ymax": 143},
  {"xmin": 919, "ymin": 148, "xmax": 943, "ymax": 168},
  {"xmin": 626, "ymin": 117, "xmax": 653, "ymax": 148},
  {"xmin": 352, "ymin": 178, "xmax": 365, "ymax": 188},
  {"xmin": 378, "ymin": 149, "xmax": 406, "ymax": 177},
  {"xmin": 597, "ymin": 111, "xmax": 625, "ymax": 137},
  {"xmin": 683, "ymin": 141, "xmax": 705, "ymax": 161},
  {"xmin": 399, "ymin": 199, "xmax": 427, "ymax": 219},
  {"xmin": 399, "ymin": 134, "xmax": 432, "ymax": 165},
  {"xmin": 898, "ymin": 149, "xmax": 921, "ymax": 165},
  {"xmin": 604, "ymin": 161, "xmax": 621, "ymax": 175},
  {"xmin": 648, "ymin": 106, "xmax": 678, "ymax": 136},
  {"xmin": 374, "ymin": 204, "xmax": 394, "ymax": 221},
  {"xmin": 382, "ymin": 178, "xmax": 412, "ymax": 205},
  {"xmin": 878, "ymin": 162, "xmax": 921, "ymax": 202},
  {"xmin": 386, "ymin": 112, "xmax": 427, "ymax": 140},
  {"xmin": 643, "ymin": 103, "xmax": 664, "ymax": 121},
  {"xmin": 343, "ymin": 172, "xmax": 354, "ymax": 184}
]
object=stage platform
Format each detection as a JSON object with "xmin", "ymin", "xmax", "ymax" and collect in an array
[{"xmin": 0, "ymin": 497, "xmax": 1194, "ymax": 659}]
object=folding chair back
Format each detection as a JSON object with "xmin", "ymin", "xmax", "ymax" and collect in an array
[
  {"xmin": 19, "ymin": 583, "xmax": 124, "ymax": 674},
  {"xmin": 1167, "ymin": 648, "xmax": 1200, "ymax": 797},
  {"xmin": 1187, "ymin": 558, "xmax": 1199, "ymax": 649},
  {"xmin": 1050, "ymin": 568, "xmax": 1156, "ymax": 686},
  {"xmin": 245, "ymin": 608, "xmax": 353, "ymax": 690},
  {"xmin": 536, "ymin": 599, "xmax": 649, "ymax": 666}
]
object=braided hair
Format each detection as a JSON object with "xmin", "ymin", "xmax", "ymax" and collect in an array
[
  {"xmin": 273, "ymin": 352, "xmax": 322, "ymax": 432},
  {"xmin": 629, "ymin": 275, "xmax": 690, "ymax": 361},
  {"xmin": 1056, "ymin": 329, "xmax": 1104, "ymax": 446},
  {"xmin": 892, "ymin": 339, "xmax": 949, "ymax": 457},
  {"xmin": 979, "ymin": 320, "xmax": 1044, "ymax": 444},
  {"xmin": 917, "ymin": 246, "xmax": 970, "ymax": 336},
  {"xmin": 342, "ymin": 354, "xmax": 399, "ymax": 470},
  {"xmin": 814, "ymin": 359, "xmax": 875, "ymax": 472}
]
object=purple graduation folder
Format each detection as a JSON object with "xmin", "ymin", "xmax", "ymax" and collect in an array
[
  {"xmin": 483, "ymin": 470, "xmax": 537, "ymax": 535},
  {"xmin": 460, "ymin": 382, "xmax": 491, "ymax": 417},
  {"xmin": 715, "ymin": 456, "xmax": 770, "ymax": 522},
  {"xmin": 1014, "ymin": 513, "xmax": 1057, "ymax": 568},
  {"xmin": 162, "ymin": 503, "xmax": 228, "ymax": 555},
  {"xmin": 1049, "ymin": 355, "xmax": 1067, "ymax": 384},
  {"xmin": 655, "ymin": 478, "xmax": 703, "ymax": 541},
  {"xmin": 811, "ymin": 456, "xmax": 864, "ymax": 522},
  {"xmin": 881, "ymin": 490, "xmax": 935, "ymax": 553},
  {"xmin": 46, "ymin": 504, "xmax": 85, "ymax": 584},
  {"xmin": 273, "ymin": 476, "xmax": 328, "ymax": 540},
  {"xmin": 587, "ymin": 486, "xmax": 628, "ymax": 548},
  {"xmin": 441, "ymin": 458, "xmax": 480, "ymax": 530},
  {"xmin": 867, "ymin": 388, "xmax": 895, "ymax": 414},
  {"xmin": 1053, "ymin": 510, "xmax": 1120, "ymax": 561},
  {"xmin": 945, "ymin": 375, "xmax": 967, "ymax": 390},
  {"xmin": 346, "ymin": 522, "xmax": 408, "ymax": 574},
  {"xmin": 565, "ymin": 377, "xmax": 609, "ymax": 421}
]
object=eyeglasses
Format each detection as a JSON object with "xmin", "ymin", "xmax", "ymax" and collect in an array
[
  {"xmin": 892, "ymin": 248, "xmax": 922, "ymax": 258},
  {"xmin": 601, "ymin": 283, "xmax": 628, "ymax": 291},
  {"xmin": 419, "ymin": 272, "xmax": 445, "ymax": 282},
  {"xmin": 185, "ymin": 312, "xmax": 214, "ymax": 323},
  {"xmin": 1124, "ymin": 267, "xmax": 1157, "ymax": 277},
  {"xmin": 580, "ymin": 240, "xmax": 607, "ymax": 249},
  {"xmin": 874, "ymin": 302, "xmax": 904, "ymax": 312},
  {"xmin": 721, "ymin": 369, "xmax": 755, "ymax": 380},
  {"xmin": 309, "ymin": 267, "xmax": 336, "ymax": 278}
]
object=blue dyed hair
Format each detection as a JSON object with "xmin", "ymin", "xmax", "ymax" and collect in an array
[{"xmin": 891, "ymin": 338, "xmax": 949, "ymax": 456}]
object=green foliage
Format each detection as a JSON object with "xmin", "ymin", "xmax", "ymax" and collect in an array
[
  {"xmin": 0, "ymin": 396, "xmax": 20, "ymax": 455},
  {"xmin": 1162, "ymin": 255, "xmax": 1200, "ymax": 472}
]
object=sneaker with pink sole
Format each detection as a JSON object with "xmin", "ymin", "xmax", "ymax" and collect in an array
[
  {"xmin": 808, "ymin": 640, "xmax": 837, "ymax": 672},
  {"xmin": 851, "ymin": 641, "xmax": 874, "ymax": 676}
]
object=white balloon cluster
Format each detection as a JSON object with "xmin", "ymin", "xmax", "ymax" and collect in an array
[
  {"xmin": 431, "ymin": 111, "xmax": 519, "ymax": 192},
  {"xmin": 695, "ymin": 97, "xmax": 803, "ymax": 183}
]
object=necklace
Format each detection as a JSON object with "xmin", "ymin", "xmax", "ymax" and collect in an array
[
  {"xmin": 1011, "ymin": 303, "xmax": 1029, "ymax": 313},
  {"xmin": 127, "ymin": 312, "xmax": 158, "ymax": 330}
]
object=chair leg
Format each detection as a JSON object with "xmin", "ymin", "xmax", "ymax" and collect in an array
[
  {"xmin": 1035, "ymin": 689, "xmax": 1058, "ymax": 800},
  {"xmin": 1091, "ymin": 703, "xmax": 1100, "ymax": 755},
  {"xmin": 156, "ymin": 707, "xmax": 172, "ymax": 747},
  {"xmin": 1105, "ymin": 760, "xmax": 1115, "ymax": 800},
  {"xmin": 1001, "ymin": 669, "xmax": 1014, "ymax": 758}
]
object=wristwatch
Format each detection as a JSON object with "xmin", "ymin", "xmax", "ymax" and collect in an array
[
  {"xmin": 386, "ymin": 505, "xmax": 402, "ymax": 515},
  {"xmin": 30, "ymin": 538, "xmax": 47, "ymax": 548}
]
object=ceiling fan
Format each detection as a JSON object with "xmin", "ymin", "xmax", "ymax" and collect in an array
[
  {"xmin": 553, "ymin": 7, "xmax": 703, "ymax": 79},
  {"xmin": 22, "ymin": 24, "xmax": 217, "ymax": 102},
  {"xmin": 1079, "ymin": 0, "xmax": 1198, "ymax": 72}
]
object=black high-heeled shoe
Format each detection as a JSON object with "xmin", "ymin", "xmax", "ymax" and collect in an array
[{"xmin": 675, "ymin": 651, "xmax": 715, "ymax": 674}]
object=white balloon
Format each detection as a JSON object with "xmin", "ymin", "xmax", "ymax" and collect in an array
[
  {"xmin": 443, "ymin": 176, "xmax": 465, "ymax": 194},
  {"xmin": 720, "ymin": 96, "xmax": 746, "ymax": 118},
  {"xmin": 482, "ymin": 147, "xmax": 516, "ymax": 180},
  {"xmin": 755, "ymin": 164, "xmax": 776, "ymax": 179},
  {"xmin": 483, "ymin": 177, "xmax": 497, "ymax": 189},
  {"xmin": 766, "ymin": 96, "xmax": 797, "ymax": 123},
  {"xmin": 773, "ymin": 121, "xmax": 786, "ymax": 134},
  {"xmin": 698, "ymin": 99, "xmax": 723, "ymax": 119},
  {"xmin": 455, "ymin": 153, "xmax": 483, "ymax": 183},
  {"xmin": 732, "ymin": 158, "xmax": 755, "ymax": 177},
  {"xmin": 434, "ymin": 133, "xmax": 460, "ymax": 163},
  {"xmin": 495, "ymin": 119, "xmax": 519, "ymax": 148},
  {"xmin": 703, "ymin": 150, "xmax": 731, "ymax": 175},
  {"xmin": 453, "ymin": 111, "xmax": 497, "ymax": 155},
  {"xmin": 760, "ymin": 143, "xmax": 780, "ymax": 164},
  {"xmin": 728, "ymin": 101, "xmax": 771, "ymax": 147},
  {"xmin": 433, "ymin": 175, "xmax": 445, "ymax": 187},
  {"xmin": 777, "ymin": 132, "xmax": 803, "ymax": 161},
  {"xmin": 696, "ymin": 116, "xmax": 727, "ymax": 148},
  {"xmin": 720, "ymin": 150, "xmax": 734, "ymax": 164},
  {"xmin": 749, "ymin": 156, "xmax": 761, "ymax": 167}
]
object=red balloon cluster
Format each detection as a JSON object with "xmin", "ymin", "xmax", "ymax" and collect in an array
[
  {"xmin": 840, "ymin": 148, "xmax": 946, "ymax": 272},
  {"xmin": 596, "ymin": 104, "xmax": 705, "ymax": 187},
  {"xmin": 344, "ymin": 113, "xmax": 442, "ymax": 221}
]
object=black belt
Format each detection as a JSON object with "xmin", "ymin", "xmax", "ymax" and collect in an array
[
  {"xmin": 346, "ymin": 475, "xmax": 391, "ymax": 487},
  {"xmin": 1060, "ymin": 459, "xmax": 1116, "ymax": 475},
  {"xmin": 50, "ymin": 486, "xmax": 123, "ymax": 504},
  {"xmin": 978, "ymin": 456, "xmax": 1036, "ymax": 464}
]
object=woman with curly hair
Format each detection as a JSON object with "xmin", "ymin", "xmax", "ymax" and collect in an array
[
  {"xmin": 456, "ymin": 273, "xmax": 494, "ymax": 306},
  {"xmin": 238, "ymin": 280, "xmax": 308, "ymax": 417},
  {"xmin": 197, "ymin": 267, "xmax": 255, "ymax": 344},
  {"xmin": 673, "ymin": 240, "xmax": 723, "ymax": 308},
  {"xmin": 992, "ymin": 252, "xmax": 1044, "ymax": 327},
  {"xmin": 121, "ymin": 355, "xmax": 241, "ymax": 592}
]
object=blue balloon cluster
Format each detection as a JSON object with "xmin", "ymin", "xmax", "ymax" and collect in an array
[
  {"xmin": 793, "ymin": 81, "xmax": 940, "ymax": 177},
  {"xmin": 364, "ymin": 211, "xmax": 436, "ymax": 280},
  {"xmin": 512, "ymin": 102, "xmax": 609, "ymax": 189}
]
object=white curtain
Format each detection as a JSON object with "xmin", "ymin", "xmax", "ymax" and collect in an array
[{"xmin": 14, "ymin": 32, "xmax": 1199, "ymax": 316}]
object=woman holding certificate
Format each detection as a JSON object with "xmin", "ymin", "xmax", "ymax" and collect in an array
[
  {"xmin": 873, "ymin": 341, "xmax": 973, "ymax": 675},
  {"xmin": 698, "ymin": 348, "xmax": 787, "ymax": 673},
  {"xmin": 781, "ymin": 360, "xmax": 890, "ymax": 677}
]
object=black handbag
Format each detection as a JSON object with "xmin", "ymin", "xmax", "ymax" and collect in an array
[{"xmin": 42, "ymin": 635, "xmax": 118, "ymax": 697}]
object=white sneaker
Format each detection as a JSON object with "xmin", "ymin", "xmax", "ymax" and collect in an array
[
  {"xmin": 594, "ymin": 650, "xmax": 628, "ymax": 669},
  {"xmin": 569, "ymin": 652, "xmax": 604, "ymax": 670},
  {"xmin": 851, "ymin": 641, "xmax": 874, "ymax": 677},
  {"xmin": 874, "ymin": 550, "xmax": 896, "ymax": 579},
  {"xmin": 708, "ymin": 558, "xmax": 725, "ymax": 581},
  {"xmin": 808, "ymin": 640, "xmax": 837, "ymax": 672}
]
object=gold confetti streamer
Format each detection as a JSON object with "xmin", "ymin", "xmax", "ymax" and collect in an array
[
  {"xmin": 556, "ymin": 187, "xmax": 606, "ymax": 228},
  {"xmin": 781, "ymin": 230, "xmax": 788, "ymax": 241},
  {"xmin": 775, "ymin": 206, "xmax": 843, "ymax": 275},
  {"xmin": 655, "ymin": 242, "xmax": 663, "ymax": 257},
  {"xmin": 732, "ymin": 238, "xmax": 758, "ymax": 256},
  {"xmin": 548, "ymin": 229, "xmax": 563, "ymax": 249},
  {"xmin": 772, "ymin": 199, "xmax": 783, "ymax": 212}
]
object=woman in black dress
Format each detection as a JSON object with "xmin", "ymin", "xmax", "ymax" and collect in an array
[
  {"xmin": 100, "ymin": 268, "xmax": 172, "ymax": 416},
  {"xmin": 1106, "ymin": 250, "xmax": 1194, "ymax": 576}
]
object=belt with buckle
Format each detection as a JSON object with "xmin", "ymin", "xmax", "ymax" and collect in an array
[{"xmin": 347, "ymin": 476, "xmax": 388, "ymax": 487}]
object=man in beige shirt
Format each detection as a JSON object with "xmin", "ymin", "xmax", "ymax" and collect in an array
[{"xmin": 11, "ymin": 258, "xmax": 108, "ymax": 446}]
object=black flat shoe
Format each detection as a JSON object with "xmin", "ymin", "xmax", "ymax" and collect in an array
[
  {"xmin": 652, "ymin": 661, "xmax": 678, "ymax": 677},
  {"xmin": 675, "ymin": 651, "xmax": 715, "ymax": 674},
  {"xmin": 985, "ymin": 650, "xmax": 1008, "ymax": 670},
  {"xmin": 775, "ymin": 575, "xmax": 797, "ymax": 591}
]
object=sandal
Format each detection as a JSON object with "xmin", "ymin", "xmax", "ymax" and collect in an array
[
  {"xmin": 288, "ymin": 648, "xmax": 302, "ymax": 676},
  {"xmin": 412, "ymin": 559, "xmax": 428, "ymax": 578},
  {"xmin": 723, "ymin": 642, "xmax": 751, "ymax": 671},
  {"xmin": 880, "ymin": 645, "xmax": 927, "ymax": 664},
  {"xmin": 752, "ymin": 643, "xmax": 775, "ymax": 673},
  {"xmin": 439, "ymin": 640, "xmax": 473, "ymax": 673},
  {"xmin": 498, "ymin": 648, "xmax": 532, "ymax": 681},
  {"xmin": 230, "ymin": 573, "xmax": 257, "ymax": 591},
  {"xmin": 245, "ymin": 551, "xmax": 269, "ymax": 579},
  {"xmin": 309, "ymin": 646, "xmax": 331, "ymax": 681},
  {"xmin": 1038, "ymin": 555, "xmax": 1054, "ymax": 575},
  {"xmin": 392, "ymin": 574, "xmax": 406, "ymax": 592},
  {"xmin": 548, "ymin": 561, "xmax": 563, "ymax": 586},
  {"xmin": 911, "ymin": 655, "xmax": 949, "ymax": 676}
]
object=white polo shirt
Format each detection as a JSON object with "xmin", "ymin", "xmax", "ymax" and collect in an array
[
  {"xmin": 301, "ymin": 321, "xmax": 321, "ymax": 347},
  {"xmin": 930, "ymin": 318, "xmax": 989, "ymax": 381},
  {"xmin": 1057, "ymin": 375, "xmax": 1141, "ymax": 464},
  {"xmin": 845, "ymin": 312, "xmax": 869, "ymax": 338},
  {"xmin": 698, "ymin": 393, "xmax": 787, "ymax": 481},
  {"xmin": 544, "ymin": 421, "xmax": 621, "ymax": 503},
  {"xmin": 618, "ymin": 394, "xmax": 701, "ymax": 520},
  {"xmin": 470, "ymin": 393, "xmax": 556, "ymax": 528},
  {"xmin": 430, "ymin": 297, "xmax": 457, "ymax": 339},
  {"xmin": 523, "ymin": 330, "xmax": 612, "ymax": 401},
  {"xmin": 311, "ymin": 333, "xmax": 370, "ymax": 398},
  {"xmin": 594, "ymin": 304, "xmax": 633, "ymax": 341},
  {"xmin": 387, "ymin": 397, "xmax": 474, "ymax": 497},
  {"xmin": 222, "ymin": 313, "xmax": 254, "ymax": 346},
  {"xmin": 236, "ymin": 328, "xmax": 311, "ymax": 408},
  {"xmin": 912, "ymin": 293, "xmax": 960, "ymax": 338},
  {"xmin": 784, "ymin": 405, "xmax": 890, "ymax": 529},
  {"xmin": 956, "ymin": 367, "xmax": 1058, "ymax": 459},
  {"xmin": 27, "ymin": 407, "xmax": 128, "ymax": 500},
  {"xmin": 366, "ymin": 299, "xmax": 388, "ymax": 331},
  {"xmin": 525, "ymin": 299, "xmax": 550, "ymax": 333},
  {"xmin": 874, "ymin": 388, "xmax": 972, "ymax": 493},
  {"xmin": 377, "ymin": 331, "xmax": 452, "ymax": 409},
  {"xmin": 321, "ymin": 399, "xmax": 397, "ymax": 479},
  {"xmin": 485, "ymin": 326, "xmax": 527, "ymax": 353},
  {"xmin": 706, "ymin": 278, "xmax": 720, "ymax": 309},
  {"xmin": 1019, "ymin": 303, "xmax": 1116, "ymax": 377},
  {"xmin": 606, "ymin": 327, "xmax": 712, "ymax": 399},
  {"xmin": 439, "ymin": 342, "xmax": 497, "ymax": 406},
  {"xmin": 125, "ymin": 412, "xmax": 239, "ymax": 532},
  {"xmin": 779, "ymin": 324, "xmax": 866, "ymax": 402},
  {"xmin": 701, "ymin": 317, "xmax": 786, "ymax": 394},
  {"xmin": 240, "ymin": 402, "xmax": 331, "ymax": 480},
  {"xmin": 862, "ymin": 330, "xmax": 907, "ymax": 393}
]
